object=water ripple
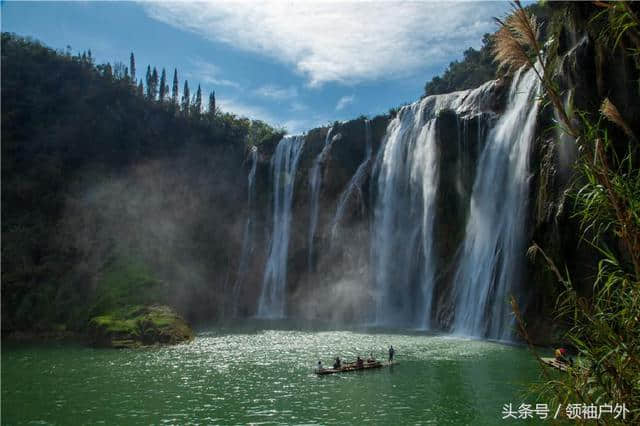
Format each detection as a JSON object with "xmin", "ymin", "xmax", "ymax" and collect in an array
[{"xmin": 3, "ymin": 323, "xmax": 537, "ymax": 425}]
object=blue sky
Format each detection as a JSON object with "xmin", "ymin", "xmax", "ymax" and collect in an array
[{"xmin": 2, "ymin": 1, "xmax": 511, "ymax": 133}]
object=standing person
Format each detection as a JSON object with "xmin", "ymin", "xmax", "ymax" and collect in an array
[
  {"xmin": 317, "ymin": 360, "xmax": 323, "ymax": 371},
  {"xmin": 388, "ymin": 345, "xmax": 395, "ymax": 363},
  {"xmin": 333, "ymin": 357, "xmax": 341, "ymax": 369}
]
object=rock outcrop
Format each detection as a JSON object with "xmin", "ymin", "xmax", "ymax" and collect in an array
[{"xmin": 88, "ymin": 305, "xmax": 193, "ymax": 348}]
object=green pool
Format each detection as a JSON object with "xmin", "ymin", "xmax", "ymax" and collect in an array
[{"xmin": 2, "ymin": 322, "xmax": 541, "ymax": 424}]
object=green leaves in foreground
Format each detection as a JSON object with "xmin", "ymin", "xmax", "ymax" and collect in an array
[
  {"xmin": 528, "ymin": 115, "xmax": 640, "ymax": 424},
  {"xmin": 495, "ymin": 2, "xmax": 640, "ymax": 422}
]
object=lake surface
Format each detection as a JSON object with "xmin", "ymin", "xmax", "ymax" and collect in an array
[{"xmin": 2, "ymin": 322, "xmax": 540, "ymax": 424}]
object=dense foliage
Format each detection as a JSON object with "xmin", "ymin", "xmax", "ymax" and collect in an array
[
  {"xmin": 423, "ymin": 33, "xmax": 497, "ymax": 97},
  {"xmin": 1, "ymin": 33, "xmax": 283, "ymax": 332},
  {"xmin": 495, "ymin": 2, "xmax": 640, "ymax": 422},
  {"xmin": 422, "ymin": 3, "xmax": 554, "ymax": 98}
]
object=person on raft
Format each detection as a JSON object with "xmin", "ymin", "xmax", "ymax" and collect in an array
[
  {"xmin": 388, "ymin": 345, "xmax": 395, "ymax": 363},
  {"xmin": 554, "ymin": 348, "xmax": 573, "ymax": 366},
  {"xmin": 356, "ymin": 356, "xmax": 364, "ymax": 367},
  {"xmin": 317, "ymin": 360, "xmax": 323, "ymax": 370},
  {"xmin": 333, "ymin": 357, "xmax": 341, "ymax": 369}
]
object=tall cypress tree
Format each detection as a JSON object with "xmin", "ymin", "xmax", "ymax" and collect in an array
[
  {"xmin": 182, "ymin": 80, "xmax": 190, "ymax": 115},
  {"xmin": 172, "ymin": 69, "xmax": 179, "ymax": 106},
  {"xmin": 150, "ymin": 67, "xmax": 159, "ymax": 100},
  {"xmin": 194, "ymin": 84, "xmax": 202, "ymax": 115},
  {"xmin": 159, "ymin": 68, "xmax": 167, "ymax": 102},
  {"xmin": 137, "ymin": 79, "xmax": 144, "ymax": 97},
  {"xmin": 145, "ymin": 65, "xmax": 152, "ymax": 99},
  {"xmin": 208, "ymin": 91, "xmax": 216, "ymax": 117},
  {"xmin": 129, "ymin": 52, "xmax": 136, "ymax": 83}
]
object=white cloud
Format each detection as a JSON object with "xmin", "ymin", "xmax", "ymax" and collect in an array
[
  {"xmin": 187, "ymin": 58, "xmax": 241, "ymax": 89},
  {"xmin": 143, "ymin": 1, "xmax": 508, "ymax": 87},
  {"xmin": 254, "ymin": 84, "xmax": 298, "ymax": 100},
  {"xmin": 217, "ymin": 96, "xmax": 276, "ymax": 122},
  {"xmin": 336, "ymin": 95, "xmax": 355, "ymax": 111}
]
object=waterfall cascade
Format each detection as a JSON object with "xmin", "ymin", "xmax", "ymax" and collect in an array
[
  {"xmin": 257, "ymin": 136, "xmax": 306, "ymax": 318},
  {"xmin": 330, "ymin": 119, "xmax": 372, "ymax": 240},
  {"xmin": 251, "ymin": 67, "xmax": 542, "ymax": 339},
  {"xmin": 232, "ymin": 147, "xmax": 258, "ymax": 316},
  {"xmin": 452, "ymin": 66, "xmax": 541, "ymax": 340},
  {"xmin": 371, "ymin": 81, "xmax": 498, "ymax": 327},
  {"xmin": 307, "ymin": 128, "xmax": 339, "ymax": 272}
]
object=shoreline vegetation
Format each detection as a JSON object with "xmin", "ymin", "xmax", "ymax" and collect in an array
[
  {"xmin": 4, "ymin": 305, "xmax": 194, "ymax": 349},
  {"xmin": 496, "ymin": 2, "xmax": 639, "ymax": 422},
  {"xmin": 1, "ymin": 32, "xmax": 282, "ymax": 339}
]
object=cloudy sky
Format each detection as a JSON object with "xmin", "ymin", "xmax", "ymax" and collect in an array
[{"xmin": 3, "ymin": 1, "xmax": 511, "ymax": 133}]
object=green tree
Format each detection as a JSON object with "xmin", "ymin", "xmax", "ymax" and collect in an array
[
  {"xmin": 159, "ymin": 68, "xmax": 167, "ymax": 103},
  {"xmin": 145, "ymin": 65, "xmax": 152, "ymax": 99},
  {"xmin": 150, "ymin": 67, "xmax": 159, "ymax": 100},
  {"xmin": 103, "ymin": 63, "xmax": 113, "ymax": 79},
  {"xmin": 182, "ymin": 80, "xmax": 190, "ymax": 115},
  {"xmin": 208, "ymin": 91, "xmax": 216, "ymax": 117},
  {"xmin": 129, "ymin": 52, "xmax": 136, "ymax": 83},
  {"xmin": 172, "ymin": 68, "xmax": 179, "ymax": 106},
  {"xmin": 423, "ymin": 32, "xmax": 496, "ymax": 97},
  {"xmin": 137, "ymin": 79, "xmax": 144, "ymax": 97},
  {"xmin": 193, "ymin": 84, "xmax": 202, "ymax": 115}
]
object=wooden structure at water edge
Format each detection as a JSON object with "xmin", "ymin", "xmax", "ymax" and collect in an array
[
  {"xmin": 315, "ymin": 360, "xmax": 398, "ymax": 375},
  {"xmin": 541, "ymin": 357, "xmax": 569, "ymax": 372}
]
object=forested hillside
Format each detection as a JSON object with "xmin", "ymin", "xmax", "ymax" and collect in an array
[
  {"xmin": 423, "ymin": 33, "xmax": 496, "ymax": 97},
  {"xmin": 1, "ymin": 33, "xmax": 283, "ymax": 332}
]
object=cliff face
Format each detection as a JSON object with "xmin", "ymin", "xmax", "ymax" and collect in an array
[
  {"xmin": 235, "ymin": 12, "xmax": 639, "ymax": 340},
  {"xmin": 526, "ymin": 9, "xmax": 640, "ymax": 343},
  {"xmin": 238, "ymin": 79, "xmax": 518, "ymax": 333}
]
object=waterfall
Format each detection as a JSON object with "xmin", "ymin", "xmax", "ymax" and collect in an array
[
  {"xmin": 330, "ymin": 119, "xmax": 372, "ymax": 239},
  {"xmin": 257, "ymin": 136, "xmax": 306, "ymax": 318},
  {"xmin": 371, "ymin": 104, "xmax": 439, "ymax": 327},
  {"xmin": 232, "ymin": 147, "xmax": 258, "ymax": 317},
  {"xmin": 307, "ymin": 127, "xmax": 335, "ymax": 272},
  {"xmin": 452, "ymin": 66, "xmax": 541, "ymax": 340},
  {"xmin": 247, "ymin": 66, "xmax": 540, "ymax": 339},
  {"xmin": 371, "ymin": 81, "xmax": 497, "ymax": 327}
]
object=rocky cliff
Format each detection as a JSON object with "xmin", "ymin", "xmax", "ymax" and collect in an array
[{"xmin": 232, "ymin": 5, "xmax": 639, "ymax": 343}]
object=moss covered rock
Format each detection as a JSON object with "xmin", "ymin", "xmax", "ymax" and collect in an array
[{"xmin": 88, "ymin": 305, "xmax": 193, "ymax": 348}]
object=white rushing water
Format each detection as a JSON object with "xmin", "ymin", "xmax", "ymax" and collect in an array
[
  {"xmin": 251, "ymin": 69, "xmax": 540, "ymax": 337},
  {"xmin": 307, "ymin": 128, "xmax": 336, "ymax": 272},
  {"xmin": 232, "ymin": 147, "xmax": 258, "ymax": 317},
  {"xmin": 371, "ymin": 80, "xmax": 498, "ymax": 328},
  {"xmin": 257, "ymin": 136, "xmax": 306, "ymax": 318},
  {"xmin": 452, "ymin": 66, "xmax": 541, "ymax": 340},
  {"xmin": 372, "ymin": 104, "xmax": 440, "ymax": 327},
  {"xmin": 330, "ymin": 119, "xmax": 372, "ymax": 241}
]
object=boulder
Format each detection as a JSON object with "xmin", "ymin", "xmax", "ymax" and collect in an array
[{"xmin": 88, "ymin": 305, "xmax": 193, "ymax": 348}]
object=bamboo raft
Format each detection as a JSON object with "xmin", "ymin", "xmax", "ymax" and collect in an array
[
  {"xmin": 541, "ymin": 357, "xmax": 569, "ymax": 372},
  {"xmin": 315, "ymin": 360, "xmax": 397, "ymax": 375}
]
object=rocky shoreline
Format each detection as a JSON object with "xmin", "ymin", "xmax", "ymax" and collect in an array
[{"xmin": 3, "ymin": 305, "xmax": 194, "ymax": 349}]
